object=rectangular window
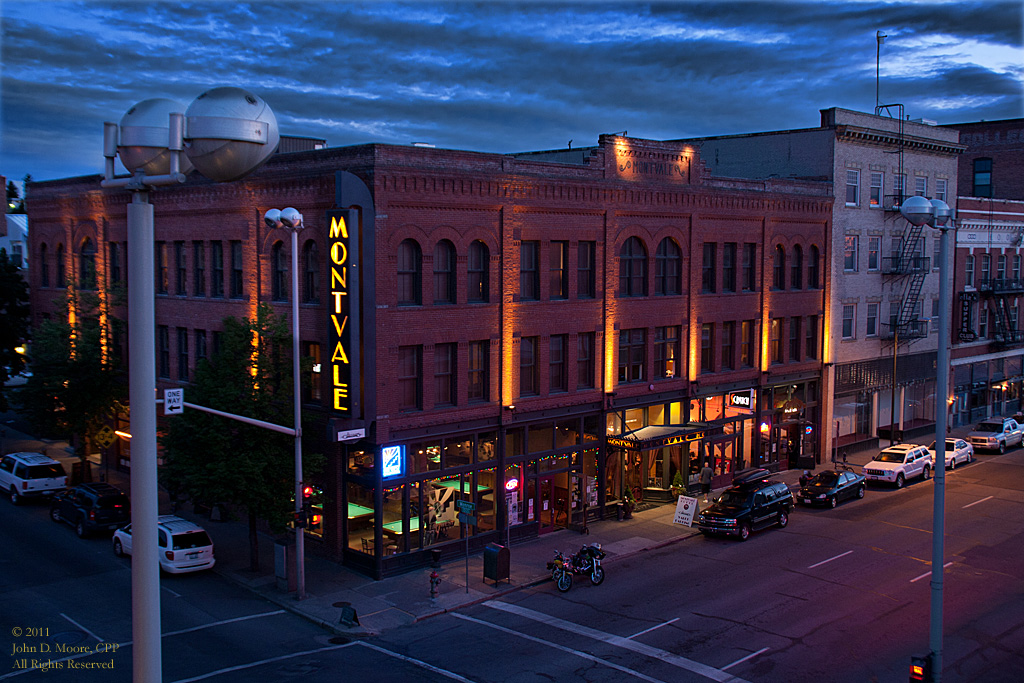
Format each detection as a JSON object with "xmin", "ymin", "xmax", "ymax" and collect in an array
[
  {"xmin": 998, "ymin": 254, "xmax": 1007, "ymax": 282},
  {"xmin": 702, "ymin": 242, "xmax": 717, "ymax": 293},
  {"xmin": 654, "ymin": 326, "xmax": 680, "ymax": 379},
  {"xmin": 577, "ymin": 332, "xmax": 595, "ymax": 389},
  {"xmin": 933, "ymin": 236, "xmax": 942, "ymax": 271},
  {"xmin": 195, "ymin": 330, "xmax": 207, "ymax": 364},
  {"xmin": 846, "ymin": 170, "xmax": 860, "ymax": 205},
  {"xmin": 211, "ymin": 241, "xmax": 224, "ymax": 298},
  {"xmin": 740, "ymin": 320, "xmax": 755, "ymax": 368},
  {"xmin": 974, "ymin": 158, "xmax": 993, "ymax": 197},
  {"xmin": 155, "ymin": 242, "xmax": 168, "ymax": 294},
  {"xmin": 889, "ymin": 302, "xmax": 900, "ymax": 332},
  {"xmin": 979, "ymin": 308, "xmax": 989, "ymax": 338},
  {"xmin": 549, "ymin": 335, "xmax": 567, "ymax": 392},
  {"xmin": 174, "ymin": 241, "xmax": 186, "ymax": 295},
  {"xmin": 1015, "ymin": 255, "xmax": 1021, "ymax": 282},
  {"xmin": 108, "ymin": 242, "xmax": 121, "ymax": 285},
  {"xmin": 842, "ymin": 305, "xmax": 855, "ymax": 340},
  {"xmin": 550, "ymin": 241, "xmax": 568, "ymax": 300},
  {"xmin": 577, "ymin": 241, "xmax": 596, "ymax": 299},
  {"xmin": 193, "ymin": 242, "xmax": 206, "ymax": 297},
  {"xmin": 434, "ymin": 343, "xmax": 456, "ymax": 407},
  {"xmin": 935, "ymin": 178, "xmax": 948, "ymax": 203},
  {"xmin": 805, "ymin": 315, "xmax": 819, "ymax": 360},
  {"xmin": 398, "ymin": 345, "xmax": 422, "ymax": 411},
  {"xmin": 158, "ymin": 325, "xmax": 170, "ymax": 378},
  {"xmin": 931, "ymin": 299, "xmax": 940, "ymax": 333},
  {"xmin": 844, "ymin": 236, "xmax": 858, "ymax": 272},
  {"xmin": 700, "ymin": 323, "xmax": 714, "ymax": 373},
  {"xmin": 789, "ymin": 317, "xmax": 801, "ymax": 363},
  {"xmin": 915, "ymin": 176, "xmax": 928, "ymax": 197},
  {"xmin": 304, "ymin": 342, "xmax": 321, "ymax": 402},
  {"xmin": 770, "ymin": 318, "xmax": 783, "ymax": 364},
  {"xmin": 722, "ymin": 243, "xmax": 737, "ymax": 293},
  {"xmin": 867, "ymin": 303, "xmax": 878, "ymax": 337},
  {"xmin": 468, "ymin": 341, "xmax": 489, "ymax": 402},
  {"xmin": 212, "ymin": 331, "xmax": 222, "ymax": 358},
  {"xmin": 742, "ymin": 243, "xmax": 756, "ymax": 291},
  {"xmin": 520, "ymin": 336, "xmax": 539, "ymax": 395},
  {"xmin": 520, "ymin": 241, "xmax": 539, "ymax": 301},
  {"xmin": 177, "ymin": 327, "xmax": 189, "ymax": 381},
  {"xmin": 868, "ymin": 237, "xmax": 880, "ymax": 271},
  {"xmin": 618, "ymin": 329, "xmax": 646, "ymax": 383},
  {"xmin": 965, "ymin": 255, "xmax": 975, "ymax": 288},
  {"xmin": 895, "ymin": 173, "xmax": 906, "ymax": 200},
  {"xmin": 981, "ymin": 254, "xmax": 991, "ymax": 285},
  {"xmin": 870, "ymin": 172, "xmax": 884, "ymax": 207},
  {"xmin": 230, "ymin": 241, "xmax": 243, "ymax": 299},
  {"xmin": 721, "ymin": 321, "xmax": 735, "ymax": 371}
]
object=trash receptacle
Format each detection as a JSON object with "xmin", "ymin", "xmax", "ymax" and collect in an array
[
  {"xmin": 430, "ymin": 549, "xmax": 442, "ymax": 568},
  {"xmin": 274, "ymin": 538, "xmax": 296, "ymax": 592},
  {"xmin": 482, "ymin": 543, "xmax": 510, "ymax": 586}
]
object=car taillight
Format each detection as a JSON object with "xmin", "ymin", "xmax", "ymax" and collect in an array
[
  {"xmin": 89, "ymin": 510, "xmax": 96, "ymax": 520},
  {"xmin": 21, "ymin": 481, "xmax": 27, "ymax": 489},
  {"xmin": 165, "ymin": 551, "xmax": 174, "ymax": 560}
]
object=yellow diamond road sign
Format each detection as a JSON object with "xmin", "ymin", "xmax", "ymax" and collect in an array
[{"xmin": 95, "ymin": 426, "xmax": 116, "ymax": 449}]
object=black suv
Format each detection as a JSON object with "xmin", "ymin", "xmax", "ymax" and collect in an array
[
  {"xmin": 50, "ymin": 483, "xmax": 130, "ymax": 538},
  {"xmin": 697, "ymin": 478, "xmax": 793, "ymax": 541}
]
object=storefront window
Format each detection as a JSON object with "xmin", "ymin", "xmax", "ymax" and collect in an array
[
  {"xmin": 409, "ymin": 440, "xmax": 442, "ymax": 474},
  {"xmin": 606, "ymin": 412, "xmax": 623, "ymax": 436},
  {"xmin": 504, "ymin": 464, "xmax": 526, "ymax": 526},
  {"xmin": 583, "ymin": 415, "xmax": 600, "ymax": 442},
  {"xmin": 529, "ymin": 424, "xmax": 553, "ymax": 453},
  {"xmin": 556, "ymin": 419, "xmax": 579, "ymax": 448},
  {"xmin": 479, "ymin": 431, "xmax": 497, "ymax": 462},
  {"xmin": 669, "ymin": 401, "xmax": 684, "ymax": 424},
  {"xmin": 704, "ymin": 395, "xmax": 725, "ymax": 420},
  {"xmin": 444, "ymin": 438, "xmax": 473, "ymax": 468},
  {"xmin": 381, "ymin": 484, "xmax": 406, "ymax": 555},
  {"xmin": 347, "ymin": 448, "xmax": 373, "ymax": 476},
  {"xmin": 475, "ymin": 470, "xmax": 496, "ymax": 533},
  {"xmin": 648, "ymin": 404, "xmax": 666, "ymax": 425},
  {"xmin": 347, "ymin": 481, "xmax": 375, "ymax": 554},
  {"xmin": 506, "ymin": 428, "xmax": 524, "ymax": 457},
  {"xmin": 420, "ymin": 479, "xmax": 458, "ymax": 547}
]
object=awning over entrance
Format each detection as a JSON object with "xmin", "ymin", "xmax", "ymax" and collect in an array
[{"xmin": 606, "ymin": 422, "xmax": 724, "ymax": 452}]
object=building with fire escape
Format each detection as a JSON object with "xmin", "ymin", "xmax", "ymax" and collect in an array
[{"xmin": 675, "ymin": 107, "xmax": 964, "ymax": 455}]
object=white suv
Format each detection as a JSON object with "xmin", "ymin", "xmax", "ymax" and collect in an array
[
  {"xmin": 863, "ymin": 444, "xmax": 932, "ymax": 489},
  {"xmin": 112, "ymin": 515, "xmax": 216, "ymax": 574},
  {"xmin": 0, "ymin": 452, "xmax": 68, "ymax": 505}
]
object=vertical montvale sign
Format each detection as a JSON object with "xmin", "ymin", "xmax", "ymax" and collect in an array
[{"xmin": 327, "ymin": 209, "xmax": 358, "ymax": 416}]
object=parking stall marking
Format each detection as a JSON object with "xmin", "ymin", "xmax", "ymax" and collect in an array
[
  {"xmin": 721, "ymin": 647, "xmax": 770, "ymax": 672},
  {"xmin": 628, "ymin": 618, "xmax": 679, "ymax": 639},
  {"xmin": 911, "ymin": 562, "xmax": 954, "ymax": 583},
  {"xmin": 60, "ymin": 612, "xmax": 104, "ymax": 644},
  {"xmin": 807, "ymin": 550, "xmax": 853, "ymax": 570},
  {"xmin": 963, "ymin": 495, "xmax": 994, "ymax": 509},
  {"xmin": 357, "ymin": 641, "xmax": 483, "ymax": 683}
]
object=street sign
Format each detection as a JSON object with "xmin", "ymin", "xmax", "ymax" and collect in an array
[
  {"xmin": 457, "ymin": 512, "xmax": 477, "ymax": 525},
  {"xmin": 455, "ymin": 500, "xmax": 476, "ymax": 515},
  {"xmin": 164, "ymin": 388, "xmax": 184, "ymax": 415},
  {"xmin": 94, "ymin": 425, "xmax": 116, "ymax": 449},
  {"xmin": 334, "ymin": 428, "xmax": 365, "ymax": 442}
]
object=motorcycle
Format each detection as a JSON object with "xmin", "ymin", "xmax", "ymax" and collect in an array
[
  {"xmin": 547, "ymin": 549, "xmax": 574, "ymax": 592},
  {"xmin": 571, "ymin": 543, "xmax": 606, "ymax": 586}
]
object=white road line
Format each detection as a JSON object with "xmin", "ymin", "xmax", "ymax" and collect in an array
[
  {"xmin": 721, "ymin": 647, "xmax": 770, "ymax": 672},
  {"xmin": 807, "ymin": 550, "xmax": 853, "ymax": 570},
  {"xmin": 628, "ymin": 617, "xmax": 679, "ymax": 639},
  {"xmin": 162, "ymin": 585, "xmax": 183, "ymax": 598},
  {"xmin": 911, "ymin": 562, "xmax": 954, "ymax": 583},
  {"xmin": 60, "ymin": 612, "xmax": 104, "ymax": 643},
  {"xmin": 163, "ymin": 610, "xmax": 286, "ymax": 637},
  {"xmin": 484, "ymin": 601, "xmax": 749, "ymax": 683},
  {"xmin": 168, "ymin": 642, "xmax": 356, "ymax": 683},
  {"xmin": 357, "ymin": 641, "xmax": 479, "ymax": 682},
  {"xmin": 452, "ymin": 613, "xmax": 668, "ymax": 683},
  {"xmin": 963, "ymin": 495, "xmax": 994, "ymax": 509}
]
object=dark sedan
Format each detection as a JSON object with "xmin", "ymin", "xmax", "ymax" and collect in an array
[{"xmin": 797, "ymin": 469, "xmax": 866, "ymax": 508}]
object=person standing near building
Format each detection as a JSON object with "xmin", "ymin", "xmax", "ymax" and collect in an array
[{"xmin": 699, "ymin": 462, "xmax": 714, "ymax": 503}]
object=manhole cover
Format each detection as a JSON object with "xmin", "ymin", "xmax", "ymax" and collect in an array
[{"xmin": 50, "ymin": 631, "xmax": 87, "ymax": 646}]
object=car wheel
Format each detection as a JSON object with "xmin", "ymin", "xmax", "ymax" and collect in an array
[
  {"xmin": 738, "ymin": 523, "xmax": 751, "ymax": 541},
  {"xmin": 75, "ymin": 518, "xmax": 88, "ymax": 538},
  {"xmin": 829, "ymin": 496, "xmax": 838, "ymax": 509},
  {"xmin": 968, "ymin": 452, "xmax": 974, "ymax": 463},
  {"xmin": 999, "ymin": 442, "xmax": 1006, "ymax": 454},
  {"xmin": 51, "ymin": 507, "xmax": 62, "ymax": 522},
  {"xmin": 895, "ymin": 473, "xmax": 905, "ymax": 489},
  {"xmin": 10, "ymin": 487, "xmax": 21, "ymax": 505},
  {"xmin": 856, "ymin": 485, "xmax": 866, "ymax": 499},
  {"xmin": 922, "ymin": 466, "xmax": 931, "ymax": 481},
  {"xmin": 112, "ymin": 538, "xmax": 123, "ymax": 557},
  {"xmin": 777, "ymin": 511, "xmax": 789, "ymax": 528},
  {"xmin": 949, "ymin": 458, "xmax": 956, "ymax": 470}
]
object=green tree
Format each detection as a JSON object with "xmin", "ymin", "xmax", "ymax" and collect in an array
[
  {"xmin": 0, "ymin": 249, "xmax": 31, "ymax": 409},
  {"xmin": 15, "ymin": 287, "xmax": 127, "ymax": 471},
  {"xmin": 161, "ymin": 304, "xmax": 322, "ymax": 572}
]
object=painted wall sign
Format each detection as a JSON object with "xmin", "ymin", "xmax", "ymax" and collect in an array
[
  {"xmin": 382, "ymin": 444, "xmax": 405, "ymax": 478},
  {"xmin": 326, "ymin": 209, "xmax": 359, "ymax": 415}
]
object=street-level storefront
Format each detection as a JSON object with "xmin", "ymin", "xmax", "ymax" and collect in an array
[
  {"xmin": 756, "ymin": 379, "xmax": 821, "ymax": 470},
  {"xmin": 606, "ymin": 423, "xmax": 724, "ymax": 501},
  {"xmin": 953, "ymin": 354, "xmax": 1024, "ymax": 428}
]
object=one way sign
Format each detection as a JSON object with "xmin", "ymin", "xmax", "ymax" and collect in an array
[{"xmin": 164, "ymin": 388, "xmax": 184, "ymax": 415}]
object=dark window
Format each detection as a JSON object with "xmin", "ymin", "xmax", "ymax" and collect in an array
[
  {"xmin": 79, "ymin": 238, "xmax": 96, "ymax": 290},
  {"xmin": 193, "ymin": 242, "xmax": 205, "ymax": 297},
  {"xmin": 722, "ymin": 321, "xmax": 735, "ymax": 371},
  {"xmin": 654, "ymin": 326, "xmax": 679, "ymax": 379},
  {"xmin": 398, "ymin": 345, "xmax": 422, "ymax": 411},
  {"xmin": 520, "ymin": 336, "xmax": 539, "ymax": 396},
  {"xmin": 655, "ymin": 238, "xmax": 681, "ymax": 296},
  {"xmin": 211, "ymin": 241, "xmax": 224, "ymax": 298},
  {"xmin": 805, "ymin": 315, "xmax": 819, "ymax": 360},
  {"xmin": 397, "ymin": 239, "xmax": 422, "ymax": 305},
  {"xmin": 771, "ymin": 318, "xmax": 783, "ymax": 364},
  {"xmin": 619, "ymin": 237, "xmax": 647, "ymax": 297},
  {"xmin": 578, "ymin": 241, "xmax": 596, "ymax": 298},
  {"xmin": 271, "ymin": 241, "xmax": 286, "ymax": 301},
  {"xmin": 550, "ymin": 335, "xmax": 567, "ymax": 392},
  {"xmin": 303, "ymin": 240, "xmax": 319, "ymax": 303},
  {"xmin": 40, "ymin": 243, "xmax": 49, "ymax": 288},
  {"xmin": 468, "ymin": 240, "xmax": 489, "ymax": 302},
  {"xmin": 789, "ymin": 317, "xmax": 801, "ymax": 362},
  {"xmin": 304, "ymin": 342, "xmax": 321, "ymax": 402},
  {"xmin": 231, "ymin": 241, "xmax": 244, "ymax": 298},
  {"xmin": 155, "ymin": 242, "xmax": 168, "ymax": 294},
  {"xmin": 434, "ymin": 342, "xmax": 456, "ymax": 407},
  {"xmin": 158, "ymin": 326, "xmax": 170, "ymax": 378},
  {"xmin": 56, "ymin": 243, "xmax": 66, "ymax": 287},
  {"xmin": 702, "ymin": 242, "xmax": 717, "ymax": 293},
  {"xmin": 973, "ymin": 158, "xmax": 992, "ymax": 198},
  {"xmin": 433, "ymin": 240, "xmax": 456, "ymax": 304},
  {"xmin": 108, "ymin": 242, "xmax": 121, "ymax": 285},
  {"xmin": 177, "ymin": 327, "xmax": 189, "ymax": 381},
  {"xmin": 468, "ymin": 340, "xmax": 489, "ymax": 402},
  {"xmin": 212, "ymin": 331, "xmax": 222, "ymax": 357},
  {"xmin": 723, "ymin": 243, "xmax": 736, "ymax": 293},
  {"xmin": 520, "ymin": 241, "xmax": 539, "ymax": 300},
  {"xmin": 701, "ymin": 323, "xmax": 714, "ymax": 373},
  {"xmin": 550, "ymin": 241, "xmax": 568, "ymax": 300},
  {"xmin": 195, "ymin": 330, "xmax": 207, "ymax": 365},
  {"xmin": 773, "ymin": 246, "xmax": 785, "ymax": 290},
  {"xmin": 577, "ymin": 332, "xmax": 595, "ymax": 389},
  {"xmin": 741, "ymin": 320, "xmax": 755, "ymax": 367},
  {"xmin": 618, "ymin": 328, "xmax": 646, "ymax": 383},
  {"xmin": 742, "ymin": 243, "xmax": 756, "ymax": 291},
  {"xmin": 174, "ymin": 241, "xmax": 186, "ymax": 295},
  {"xmin": 791, "ymin": 245, "xmax": 803, "ymax": 290},
  {"xmin": 808, "ymin": 246, "xmax": 820, "ymax": 289}
]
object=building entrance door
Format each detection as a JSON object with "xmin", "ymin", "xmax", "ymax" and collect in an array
[{"xmin": 538, "ymin": 474, "xmax": 569, "ymax": 534}]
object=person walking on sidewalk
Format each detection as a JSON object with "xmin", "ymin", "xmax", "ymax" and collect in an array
[{"xmin": 699, "ymin": 463, "xmax": 713, "ymax": 503}]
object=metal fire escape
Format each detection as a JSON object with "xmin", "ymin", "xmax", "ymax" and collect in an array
[{"xmin": 980, "ymin": 278, "xmax": 1024, "ymax": 347}]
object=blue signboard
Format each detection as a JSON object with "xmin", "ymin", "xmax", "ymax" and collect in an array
[{"xmin": 382, "ymin": 444, "xmax": 405, "ymax": 479}]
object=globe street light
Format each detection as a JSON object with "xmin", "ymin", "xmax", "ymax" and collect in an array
[
  {"xmin": 901, "ymin": 194, "xmax": 953, "ymax": 682},
  {"xmin": 263, "ymin": 207, "xmax": 307, "ymax": 600}
]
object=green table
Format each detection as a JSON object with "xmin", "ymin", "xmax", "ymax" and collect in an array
[
  {"xmin": 435, "ymin": 479, "xmax": 490, "ymax": 494},
  {"xmin": 382, "ymin": 518, "xmax": 420, "ymax": 536},
  {"xmin": 347, "ymin": 503, "xmax": 374, "ymax": 520}
]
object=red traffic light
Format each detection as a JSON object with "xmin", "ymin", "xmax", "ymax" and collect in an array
[{"xmin": 302, "ymin": 485, "xmax": 314, "ymax": 499}]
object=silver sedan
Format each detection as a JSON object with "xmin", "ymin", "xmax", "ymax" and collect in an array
[{"xmin": 928, "ymin": 438, "xmax": 974, "ymax": 469}]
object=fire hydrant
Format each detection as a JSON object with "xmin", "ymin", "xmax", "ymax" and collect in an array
[{"xmin": 429, "ymin": 570, "xmax": 441, "ymax": 598}]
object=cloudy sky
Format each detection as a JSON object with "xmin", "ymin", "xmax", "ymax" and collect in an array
[{"xmin": 1, "ymin": 1, "xmax": 1021, "ymax": 189}]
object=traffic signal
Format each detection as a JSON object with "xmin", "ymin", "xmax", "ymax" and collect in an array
[
  {"xmin": 909, "ymin": 654, "xmax": 932, "ymax": 682},
  {"xmin": 292, "ymin": 509, "xmax": 307, "ymax": 529}
]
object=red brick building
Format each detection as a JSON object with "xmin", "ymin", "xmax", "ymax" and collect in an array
[
  {"xmin": 944, "ymin": 119, "xmax": 1024, "ymax": 201},
  {"xmin": 28, "ymin": 134, "xmax": 831, "ymax": 577}
]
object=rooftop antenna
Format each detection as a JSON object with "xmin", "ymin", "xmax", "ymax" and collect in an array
[{"xmin": 876, "ymin": 30, "xmax": 887, "ymax": 111}]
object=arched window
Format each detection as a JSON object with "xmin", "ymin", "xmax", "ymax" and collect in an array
[
  {"xmin": 397, "ymin": 239, "xmax": 422, "ymax": 306},
  {"xmin": 433, "ymin": 240, "xmax": 456, "ymax": 304},
  {"xmin": 79, "ymin": 238, "xmax": 97, "ymax": 290},
  {"xmin": 468, "ymin": 240, "xmax": 489, "ymax": 302},
  {"xmin": 303, "ymin": 240, "xmax": 319, "ymax": 303},
  {"xmin": 655, "ymin": 238, "xmax": 681, "ymax": 296},
  {"xmin": 56, "ymin": 244, "xmax": 66, "ymax": 287},
  {"xmin": 790, "ymin": 245, "xmax": 803, "ymax": 290},
  {"xmin": 773, "ymin": 245, "xmax": 786, "ymax": 290},
  {"xmin": 619, "ymin": 237, "xmax": 647, "ymax": 297},
  {"xmin": 808, "ymin": 246, "xmax": 820, "ymax": 289},
  {"xmin": 271, "ymin": 241, "xmax": 287, "ymax": 301},
  {"xmin": 40, "ymin": 243, "xmax": 49, "ymax": 288}
]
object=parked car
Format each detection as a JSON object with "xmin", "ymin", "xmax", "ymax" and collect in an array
[
  {"xmin": 112, "ymin": 515, "xmax": 215, "ymax": 574},
  {"xmin": 967, "ymin": 417, "xmax": 1023, "ymax": 453},
  {"xmin": 50, "ymin": 483, "xmax": 130, "ymax": 537},
  {"xmin": 927, "ymin": 438, "xmax": 974, "ymax": 470},
  {"xmin": 697, "ymin": 478, "xmax": 793, "ymax": 541},
  {"xmin": 797, "ymin": 469, "xmax": 867, "ymax": 508},
  {"xmin": 0, "ymin": 452, "xmax": 67, "ymax": 505},
  {"xmin": 863, "ymin": 443, "xmax": 932, "ymax": 488}
]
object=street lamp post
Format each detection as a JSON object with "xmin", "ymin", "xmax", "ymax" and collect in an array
[
  {"xmin": 263, "ymin": 207, "xmax": 307, "ymax": 600},
  {"xmin": 901, "ymin": 195, "xmax": 953, "ymax": 682}
]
